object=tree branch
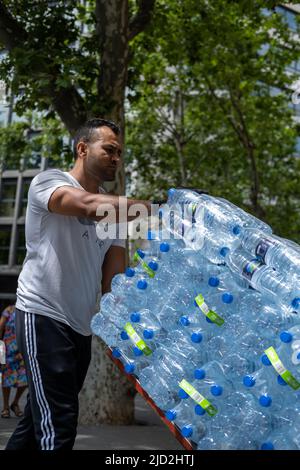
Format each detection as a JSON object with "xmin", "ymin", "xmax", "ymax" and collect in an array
[
  {"xmin": 128, "ymin": 0, "xmax": 155, "ymax": 41},
  {"xmin": 0, "ymin": 0, "xmax": 87, "ymax": 134},
  {"xmin": 0, "ymin": 1, "xmax": 27, "ymax": 49}
]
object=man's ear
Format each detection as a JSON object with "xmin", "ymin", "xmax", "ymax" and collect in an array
[{"xmin": 77, "ymin": 141, "xmax": 88, "ymax": 159}]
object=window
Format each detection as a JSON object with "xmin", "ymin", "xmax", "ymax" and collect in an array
[
  {"xmin": 0, "ymin": 179, "xmax": 16, "ymax": 217},
  {"xmin": 20, "ymin": 178, "xmax": 32, "ymax": 217},
  {"xmin": 16, "ymin": 226, "xmax": 26, "ymax": 265},
  {"xmin": 0, "ymin": 226, "xmax": 11, "ymax": 264}
]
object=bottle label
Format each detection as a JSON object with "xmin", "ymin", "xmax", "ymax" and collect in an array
[
  {"xmin": 194, "ymin": 294, "xmax": 225, "ymax": 326},
  {"xmin": 255, "ymin": 238, "xmax": 275, "ymax": 262},
  {"xmin": 178, "ymin": 379, "xmax": 218, "ymax": 417},
  {"xmin": 264, "ymin": 346, "xmax": 300, "ymax": 390},
  {"xmin": 124, "ymin": 323, "xmax": 153, "ymax": 356},
  {"xmin": 242, "ymin": 259, "xmax": 263, "ymax": 281},
  {"xmin": 133, "ymin": 251, "xmax": 156, "ymax": 278}
]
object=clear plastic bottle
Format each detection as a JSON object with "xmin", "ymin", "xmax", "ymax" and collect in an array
[
  {"xmin": 226, "ymin": 247, "xmax": 300, "ymax": 311},
  {"xmin": 192, "ymin": 361, "xmax": 234, "ymax": 399},
  {"xmin": 111, "ymin": 267, "xmax": 136, "ymax": 291},
  {"xmin": 91, "ymin": 313, "xmax": 128, "ymax": 347},
  {"xmin": 167, "ymin": 188, "xmax": 272, "ymax": 237},
  {"xmin": 240, "ymin": 228, "xmax": 300, "ymax": 279},
  {"xmin": 260, "ymin": 429, "xmax": 298, "ymax": 450}
]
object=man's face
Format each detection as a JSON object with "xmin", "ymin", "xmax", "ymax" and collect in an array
[{"xmin": 83, "ymin": 126, "xmax": 122, "ymax": 182}]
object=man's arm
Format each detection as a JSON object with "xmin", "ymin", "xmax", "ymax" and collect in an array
[
  {"xmin": 48, "ymin": 186, "xmax": 151, "ymax": 222},
  {"xmin": 101, "ymin": 245, "xmax": 126, "ymax": 295}
]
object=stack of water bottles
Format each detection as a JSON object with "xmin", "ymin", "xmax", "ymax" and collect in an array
[{"xmin": 91, "ymin": 188, "xmax": 300, "ymax": 450}]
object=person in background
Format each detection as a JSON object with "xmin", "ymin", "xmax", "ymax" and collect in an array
[{"xmin": 0, "ymin": 304, "xmax": 27, "ymax": 419}]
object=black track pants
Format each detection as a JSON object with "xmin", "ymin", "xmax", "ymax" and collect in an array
[{"xmin": 6, "ymin": 309, "xmax": 92, "ymax": 450}]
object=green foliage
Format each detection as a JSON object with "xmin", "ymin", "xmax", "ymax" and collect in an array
[
  {"xmin": 125, "ymin": 0, "xmax": 300, "ymax": 243},
  {"xmin": 0, "ymin": 114, "xmax": 72, "ymax": 171},
  {"xmin": 0, "ymin": 0, "xmax": 299, "ymax": 244}
]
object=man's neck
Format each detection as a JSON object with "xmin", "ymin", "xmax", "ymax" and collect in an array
[{"xmin": 68, "ymin": 167, "xmax": 103, "ymax": 194}]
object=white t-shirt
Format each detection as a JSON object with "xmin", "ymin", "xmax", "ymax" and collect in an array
[{"xmin": 16, "ymin": 169, "xmax": 125, "ymax": 336}]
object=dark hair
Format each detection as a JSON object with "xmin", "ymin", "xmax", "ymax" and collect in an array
[{"xmin": 73, "ymin": 118, "xmax": 120, "ymax": 159}]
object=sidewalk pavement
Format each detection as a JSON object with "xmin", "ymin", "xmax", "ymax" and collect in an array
[{"xmin": 0, "ymin": 390, "xmax": 182, "ymax": 450}]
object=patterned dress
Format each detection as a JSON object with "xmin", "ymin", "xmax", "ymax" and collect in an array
[{"xmin": 1, "ymin": 307, "xmax": 27, "ymax": 388}]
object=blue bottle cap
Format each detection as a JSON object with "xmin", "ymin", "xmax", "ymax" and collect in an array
[
  {"xmin": 167, "ymin": 188, "xmax": 176, "ymax": 198},
  {"xmin": 160, "ymin": 242, "xmax": 170, "ymax": 252},
  {"xmin": 137, "ymin": 279, "xmax": 148, "ymax": 290},
  {"xmin": 194, "ymin": 368, "xmax": 206, "ymax": 380},
  {"xmin": 125, "ymin": 267, "xmax": 135, "ymax": 277},
  {"xmin": 136, "ymin": 248, "xmax": 145, "ymax": 258},
  {"xmin": 208, "ymin": 276, "xmax": 220, "ymax": 287},
  {"xmin": 220, "ymin": 247, "xmax": 230, "ymax": 257},
  {"xmin": 181, "ymin": 426, "xmax": 193, "ymax": 438},
  {"xmin": 292, "ymin": 297, "xmax": 300, "ymax": 310},
  {"xmin": 277, "ymin": 375, "xmax": 288, "ymax": 386},
  {"xmin": 280, "ymin": 331, "xmax": 293, "ymax": 343},
  {"xmin": 232, "ymin": 225, "xmax": 241, "ymax": 235},
  {"xmin": 120, "ymin": 331, "xmax": 129, "ymax": 340},
  {"xmin": 124, "ymin": 363, "xmax": 135, "ymax": 374},
  {"xmin": 206, "ymin": 316, "xmax": 213, "ymax": 324},
  {"xmin": 211, "ymin": 385, "xmax": 223, "ymax": 396},
  {"xmin": 143, "ymin": 329, "xmax": 154, "ymax": 339},
  {"xmin": 259, "ymin": 395, "xmax": 272, "ymax": 407},
  {"xmin": 261, "ymin": 354, "xmax": 272, "ymax": 366},
  {"xmin": 243, "ymin": 375, "xmax": 256, "ymax": 388},
  {"xmin": 130, "ymin": 312, "xmax": 140, "ymax": 323},
  {"xmin": 222, "ymin": 292, "xmax": 234, "ymax": 304},
  {"xmin": 194, "ymin": 404, "xmax": 206, "ymax": 416},
  {"xmin": 112, "ymin": 348, "xmax": 121, "ymax": 358},
  {"xmin": 165, "ymin": 410, "xmax": 176, "ymax": 421},
  {"xmin": 178, "ymin": 388, "xmax": 189, "ymax": 399},
  {"xmin": 133, "ymin": 347, "xmax": 143, "ymax": 357},
  {"xmin": 180, "ymin": 316, "xmax": 190, "ymax": 327},
  {"xmin": 147, "ymin": 230, "xmax": 156, "ymax": 240},
  {"xmin": 148, "ymin": 261, "xmax": 158, "ymax": 271},
  {"xmin": 191, "ymin": 332, "xmax": 203, "ymax": 343},
  {"xmin": 261, "ymin": 442, "xmax": 274, "ymax": 450}
]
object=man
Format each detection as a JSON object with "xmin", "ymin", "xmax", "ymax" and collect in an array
[{"xmin": 5, "ymin": 118, "xmax": 151, "ymax": 450}]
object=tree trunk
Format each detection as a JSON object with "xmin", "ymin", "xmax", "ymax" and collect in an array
[
  {"xmin": 79, "ymin": 337, "xmax": 135, "ymax": 424},
  {"xmin": 78, "ymin": 1, "xmax": 135, "ymax": 424}
]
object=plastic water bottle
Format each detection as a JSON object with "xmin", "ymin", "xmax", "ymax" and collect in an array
[
  {"xmin": 128, "ymin": 309, "xmax": 167, "ymax": 350},
  {"xmin": 192, "ymin": 361, "xmax": 234, "ymax": 399},
  {"xmin": 91, "ymin": 313, "xmax": 129, "ymax": 347},
  {"xmin": 165, "ymin": 328, "xmax": 209, "ymax": 366},
  {"xmin": 275, "ymin": 326, "xmax": 300, "ymax": 381},
  {"xmin": 258, "ymin": 344, "xmax": 300, "ymax": 406},
  {"xmin": 260, "ymin": 429, "xmax": 298, "ymax": 450},
  {"xmin": 240, "ymin": 228, "xmax": 300, "ymax": 279},
  {"xmin": 238, "ymin": 291, "xmax": 298, "ymax": 336},
  {"xmin": 138, "ymin": 364, "xmax": 180, "ymax": 410},
  {"xmin": 99, "ymin": 292, "xmax": 129, "ymax": 326},
  {"xmin": 226, "ymin": 247, "xmax": 300, "ymax": 311},
  {"xmin": 123, "ymin": 278, "xmax": 150, "ymax": 310},
  {"xmin": 165, "ymin": 400, "xmax": 206, "ymax": 442},
  {"xmin": 167, "ymin": 189, "xmax": 271, "ymax": 237},
  {"xmin": 204, "ymin": 264, "xmax": 248, "ymax": 291},
  {"xmin": 111, "ymin": 267, "xmax": 136, "ymax": 291},
  {"xmin": 242, "ymin": 365, "xmax": 287, "ymax": 409},
  {"xmin": 111, "ymin": 346, "xmax": 151, "ymax": 376}
]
